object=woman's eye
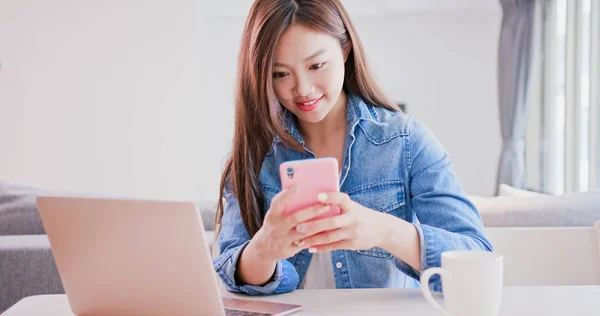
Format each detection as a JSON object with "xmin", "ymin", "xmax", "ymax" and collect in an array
[
  {"xmin": 310, "ymin": 62, "xmax": 326, "ymax": 70},
  {"xmin": 273, "ymin": 72, "xmax": 288, "ymax": 78}
]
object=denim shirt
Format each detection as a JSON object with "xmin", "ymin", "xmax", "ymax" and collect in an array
[{"xmin": 213, "ymin": 93, "xmax": 493, "ymax": 294}]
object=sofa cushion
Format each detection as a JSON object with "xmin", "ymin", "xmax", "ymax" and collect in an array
[
  {"xmin": 0, "ymin": 181, "xmax": 45, "ymax": 236},
  {"xmin": 0, "ymin": 233, "xmax": 218, "ymax": 313},
  {"xmin": 498, "ymin": 183, "xmax": 547, "ymax": 197},
  {"xmin": 196, "ymin": 200, "xmax": 217, "ymax": 231}
]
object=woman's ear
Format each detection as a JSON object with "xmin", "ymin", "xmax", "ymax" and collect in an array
[{"xmin": 343, "ymin": 46, "xmax": 352, "ymax": 63}]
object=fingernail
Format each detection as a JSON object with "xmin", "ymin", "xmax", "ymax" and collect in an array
[
  {"xmin": 308, "ymin": 248, "xmax": 317, "ymax": 253},
  {"xmin": 296, "ymin": 224, "xmax": 307, "ymax": 233},
  {"xmin": 322, "ymin": 205, "xmax": 331, "ymax": 212},
  {"xmin": 317, "ymin": 193, "xmax": 327, "ymax": 202},
  {"xmin": 293, "ymin": 240, "xmax": 304, "ymax": 246}
]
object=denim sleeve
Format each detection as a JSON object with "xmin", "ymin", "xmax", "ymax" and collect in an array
[
  {"xmin": 212, "ymin": 179, "xmax": 299, "ymax": 295},
  {"xmin": 394, "ymin": 118, "xmax": 493, "ymax": 292}
]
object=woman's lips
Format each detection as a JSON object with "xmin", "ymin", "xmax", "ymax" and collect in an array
[{"xmin": 295, "ymin": 96, "xmax": 323, "ymax": 112}]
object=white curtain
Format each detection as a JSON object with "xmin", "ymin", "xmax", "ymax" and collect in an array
[{"xmin": 496, "ymin": 0, "xmax": 536, "ymax": 194}]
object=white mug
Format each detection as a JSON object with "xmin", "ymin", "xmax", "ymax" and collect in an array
[{"xmin": 420, "ymin": 251, "xmax": 503, "ymax": 316}]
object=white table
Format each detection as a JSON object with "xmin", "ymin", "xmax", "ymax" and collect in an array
[{"xmin": 3, "ymin": 286, "xmax": 600, "ymax": 315}]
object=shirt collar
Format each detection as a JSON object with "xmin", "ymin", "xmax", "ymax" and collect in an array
[{"xmin": 280, "ymin": 92, "xmax": 376, "ymax": 144}]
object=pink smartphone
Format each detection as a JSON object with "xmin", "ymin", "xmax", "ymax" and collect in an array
[{"xmin": 279, "ymin": 157, "xmax": 341, "ymax": 221}]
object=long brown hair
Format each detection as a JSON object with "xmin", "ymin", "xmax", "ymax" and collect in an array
[{"xmin": 215, "ymin": 0, "xmax": 398, "ymax": 238}]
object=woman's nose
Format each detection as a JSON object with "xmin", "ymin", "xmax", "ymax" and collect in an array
[{"xmin": 293, "ymin": 75, "xmax": 314, "ymax": 97}]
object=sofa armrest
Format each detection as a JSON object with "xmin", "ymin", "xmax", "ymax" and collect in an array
[
  {"xmin": 471, "ymin": 191, "xmax": 600, "ymax": 227},
  {"xmin": 0, "ymin": 235, "xmax": 64, "ymax": 313}
]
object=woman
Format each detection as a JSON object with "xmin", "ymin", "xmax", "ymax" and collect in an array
[{"xmin": 213, "ymin": 0, "xmax": 492, "ymax": 295}]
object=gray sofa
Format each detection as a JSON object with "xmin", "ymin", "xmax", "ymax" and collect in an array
[
  {"xmin": 3, "ymin": 180, "xmax": 600, "ymax": 312},
  {"xmin": 471, "ymin": 189, "xmax": 600, "ymax": 227},
  {"xmin": 0, "ymin": 181, "xmax": 218, "ymax": 313}
]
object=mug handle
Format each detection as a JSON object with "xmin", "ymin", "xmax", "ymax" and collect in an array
[{"xmin": 420, "ymin": 267, "xmax": 452, "ymax": 316}]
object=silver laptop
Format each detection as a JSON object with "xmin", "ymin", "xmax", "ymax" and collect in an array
[{"xmin": 37, "ymin": 195, "xmax": 302, "ymax": 316}]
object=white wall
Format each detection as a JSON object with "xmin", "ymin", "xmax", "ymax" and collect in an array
[
  {"xmin": 0, "ymin": 0, "xmax": 232, "ymax": 201},
  {"xmin": 351, "ymin": 12, "xmax": 502, "ymax": 197},
  {"xmin": 0, "ymin": 1, "xmax": 502, "ymax": 201}
]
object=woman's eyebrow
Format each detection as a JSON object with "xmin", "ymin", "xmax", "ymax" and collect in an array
[{"xmin": 274, "ymin": 49, "xmax": 327, "ymax": 67}]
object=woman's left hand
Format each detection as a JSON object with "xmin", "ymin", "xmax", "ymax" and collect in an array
[{"xmin": 294, "ymin": 192, "xmax": 389, "ymax": 253}]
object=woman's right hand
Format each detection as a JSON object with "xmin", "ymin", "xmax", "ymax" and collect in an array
[
  {"xmin": 248, "ymin": 186, "xmax": 332, "ymax": 261},
  {"xmin": 236, "ymin": 186, "xmax": 331, "ymax": 286}
]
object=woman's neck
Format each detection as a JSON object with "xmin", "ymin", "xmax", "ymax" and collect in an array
[{"xmin": 297, "ymin": 91, "xmax": 348, "ymax": 145}]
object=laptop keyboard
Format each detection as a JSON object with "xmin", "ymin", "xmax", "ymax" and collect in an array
[{"xmin": 225, "ymin": 309, "xmax": 271, "ymax": 316}]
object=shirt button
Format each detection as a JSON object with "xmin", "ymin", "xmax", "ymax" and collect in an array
[{"xmin": 336, "ymin": 262, "xmax": 343, "ymax": 269}]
